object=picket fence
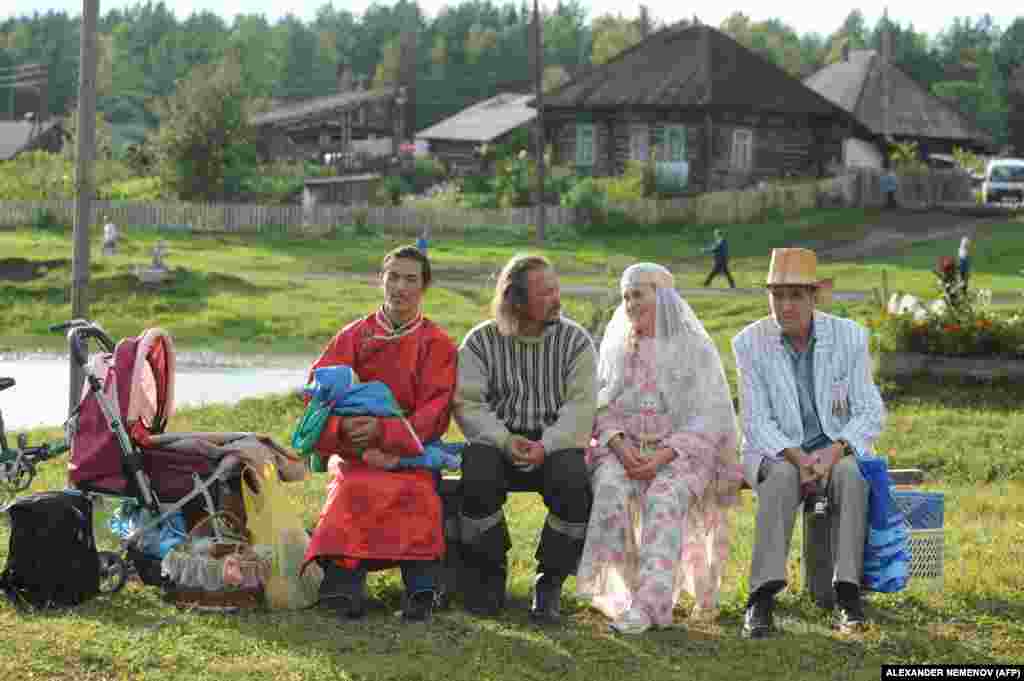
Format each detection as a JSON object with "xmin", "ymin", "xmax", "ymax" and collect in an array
[{"xmin": 0, "ymin": 168, "xmax": 973, "ymax": 236}]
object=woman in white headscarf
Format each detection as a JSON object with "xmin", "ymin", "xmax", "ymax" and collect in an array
[{"xmin": 576, "ymin": 263, "xmax": 743, "ymax": 634}]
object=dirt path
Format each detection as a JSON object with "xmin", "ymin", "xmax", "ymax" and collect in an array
[{"xmin": 816, "ymin": 209, "xmax": 1003, "ymax": 261}]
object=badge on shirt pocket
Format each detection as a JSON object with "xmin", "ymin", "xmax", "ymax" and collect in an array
[{"xmin": 831, "ymin": 379, "xmax": 850, "ymax": 419}]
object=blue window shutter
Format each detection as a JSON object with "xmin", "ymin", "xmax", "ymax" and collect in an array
[
  {"xmin": 576, "ymin": 123, "xmax": 595, "ymax": 167},
  {"xmin": 667, "ymin": 125, "xmax": 686, "ymax": 162}
]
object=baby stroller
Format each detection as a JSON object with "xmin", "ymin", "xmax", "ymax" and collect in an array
[{"xmin": 61, "ymin": 319, "xmax": 305, "ymax": 594}]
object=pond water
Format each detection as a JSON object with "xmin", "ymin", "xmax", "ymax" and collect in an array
[{"xmin": 0, "ymin": 358, "xmax": 306, "ymax": 431}]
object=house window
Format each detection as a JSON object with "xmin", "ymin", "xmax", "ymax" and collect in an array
[
  {"xmin": 653, "ymin": 124, "xmax": 686, "ymax": 162},
  {"xmin": 576, "ymin": 123, "xmax": 595, "ymax": 170},
  {"xmin": 731, "ymin": 128, "xmax": 753, "ymax": 171},
  {"xmin": 666, "ymin": 125, "xmax": 686, "ymax": 162},
  {"xmin": 629, "ymin": 125, "xmax": 649, "ymax": 161}
]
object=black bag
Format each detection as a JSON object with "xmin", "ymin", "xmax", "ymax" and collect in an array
[{"xmin": 0, "ymin": 490, "xmax": 101, "ymax": 609}]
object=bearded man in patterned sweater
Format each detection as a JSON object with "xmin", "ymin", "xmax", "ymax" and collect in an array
[{"xmin": 454, "ymin": 254, "xmax": 598, "ymax": 624}]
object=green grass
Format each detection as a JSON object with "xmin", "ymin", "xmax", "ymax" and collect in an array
[
  {"xmin": 2, "ymin": 287, "xmax": 1023, "ymax": 679},
  {"xmin": 2, "ymin": 209, "xmax": 1023, "ymax": 677},
  {"xmin": 3, "ymin": 207, "xmax": 1023, "ymax": 355}
]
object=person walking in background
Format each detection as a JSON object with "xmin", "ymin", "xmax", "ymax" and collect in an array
[
  {"xmin": 102, "ymin": 215, "xmax": 119, "ymax": 256},
  {"xmin": 958, "ymin": 236, "xmax": 971, "ymax": 290},
  {"xmin": 703, "ymin": 229, "xmax": 736, "ymax": 289},
  {"xmin": 416, "ymin": 225, "xmax": 430, "ymax": 255}
]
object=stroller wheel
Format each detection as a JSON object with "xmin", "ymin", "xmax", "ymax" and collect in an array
[{"xmin": 97, "ymin": 551, "xmax": 128, "ymax": 594}]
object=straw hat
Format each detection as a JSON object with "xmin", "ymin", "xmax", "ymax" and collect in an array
[
  {"xmin": 766, "ymin": 248, "xmax": 819, "ymax": 286},
  {"xmin": 766, "ymin": 248, "xmax": 833, "ymax": 305}
]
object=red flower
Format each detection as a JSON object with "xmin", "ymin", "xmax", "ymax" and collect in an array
[{"xmin": 943, "ymin": 323, "xmax": 962, "ymax": 333}]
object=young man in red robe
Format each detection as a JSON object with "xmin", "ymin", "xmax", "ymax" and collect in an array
[{"xmin": 304, "ymin": 245, "xmax": 458, "ymax": 622}]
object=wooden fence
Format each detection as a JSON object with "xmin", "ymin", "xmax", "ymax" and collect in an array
[
  {"xmin": 0, "ymin": 199, "xmax": 577, "ymax": 236},
  {"xmin": 0, "ymin": 168, "xmax": 974, "ymax": 236},
  {"xmin": 837, "ymin": 167, "xmax": 974, "ymax": 208}
]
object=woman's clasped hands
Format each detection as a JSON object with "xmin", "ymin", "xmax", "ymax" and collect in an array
[{"xmin": 611, "ymin": 435, "xmax": 674, "ymax": 481}]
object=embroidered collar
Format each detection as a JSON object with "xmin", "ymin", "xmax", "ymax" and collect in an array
[{"xmin": 372, "ymin": 307, "xmax": 424, "ymax": 340}]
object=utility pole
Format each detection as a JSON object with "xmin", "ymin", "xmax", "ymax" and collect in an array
[
  {"xmin": 881, "ymin": 9, "xmax": 897, "ymax": 209},
  {"xmin": 533, "ymin": 0, "xmax": 546, "ymax": 242},
  {"xmin": 70, "ymin": 0, "xmax": 99, "ymax": 415},
  {"xmin": 638, "ymin": 5, "xmax": 652, "ymax": 40}
]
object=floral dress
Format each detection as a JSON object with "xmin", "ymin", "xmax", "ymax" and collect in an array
[{"xmin": 575, "ymin": 338, "xmax": 742, "ymax": 626}]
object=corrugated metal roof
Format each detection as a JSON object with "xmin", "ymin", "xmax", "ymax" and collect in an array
[
  {"xmin": 536, "ymin": 25, "xmax": 849, "ymax": 117},
  {"xmin": 250, "ymin": 89, "xmax": 394, "ymax": 128},
  {"xmin": 0, "ymin": 120, "xmax": 60, "ymax": 161},
  {"xmin": 416, "ymin": 93, "xmax": 535, "ymax": 143},
  {"xmin": 804, "ymin": 50, "xmax": 994, "ymax": 146}
]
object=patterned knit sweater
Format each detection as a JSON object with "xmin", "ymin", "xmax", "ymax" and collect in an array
[{"xmin": 454, "ymin": 316, "xmax": 598, "ymax": 456}]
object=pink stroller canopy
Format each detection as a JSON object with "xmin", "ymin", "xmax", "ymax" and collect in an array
[{"xmin": 69, "ymin": 328, "xmax": 176, "ymax": 491}]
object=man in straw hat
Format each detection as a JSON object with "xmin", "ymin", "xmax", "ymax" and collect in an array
[{"xmin": 732, "ymin": 248, "xmax": 885, "ymax": 637}]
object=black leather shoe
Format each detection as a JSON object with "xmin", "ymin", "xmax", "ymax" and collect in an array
[
  {"xmin": 463, "ymin": 563, "xmax": 506, "ymax": 617},
  {"xmin": 401, "ymin": 589, "xmax": 436, "ymax": 622},
  {"xmin": 836, "ymin": 597, "xmax": 866, "ymax": 632},
  {"xmin": 529, "ymin": 573, "xmax": 563, "ymax": 625},
  {"xmin": 742, "ymin": 598, "xmax": 776, "ymax": 639},
  {"xmin": 318, "ymin": 592, "xmax": 366, "ymax": 619},
  {"xmin": 835, "ymin": 582, "xmax": 866, "ymax": 632},
  {"xmin": 317, "ymin": 562, "xmax": 366, "ymax": 619}
]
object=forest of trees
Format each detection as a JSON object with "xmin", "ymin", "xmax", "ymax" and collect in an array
[{"xmin": 2, "ymin": 1, "xmax": 1023, "ymax": 150}]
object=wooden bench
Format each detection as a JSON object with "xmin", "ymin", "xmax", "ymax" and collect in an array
[{"xmin": 437, "ymin": 468, "xmax": 927, "ymax": 611}]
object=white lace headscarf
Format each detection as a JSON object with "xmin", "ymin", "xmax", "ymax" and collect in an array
[{"xmin": 597, "ymin": 263, "xmax": 737, "ymax": 440}]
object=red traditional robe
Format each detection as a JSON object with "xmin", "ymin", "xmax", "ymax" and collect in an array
[{"xmin": 303, "ymin": 310, "xmax": 457, "ymax": 570}]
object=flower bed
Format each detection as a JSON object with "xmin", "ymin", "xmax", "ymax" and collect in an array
[
  {"xmin": 869, "ymin": 258, "xmax": 1024, "ymax": 378},
  {"xmin": 870, "ymin": 309, "xmax": 1024, "ymax": 359}
]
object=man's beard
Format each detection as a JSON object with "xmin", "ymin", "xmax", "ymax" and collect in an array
[{"xmin": 543, "ymin": 305, "xmax": 561, "ymax": 326}]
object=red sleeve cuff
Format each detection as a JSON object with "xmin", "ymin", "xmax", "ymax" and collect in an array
[{"xmin": 376, "ymin": 417, "xmax": 425, "ymax": 457}]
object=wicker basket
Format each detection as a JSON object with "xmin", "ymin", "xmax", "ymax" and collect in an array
[
  {"xmin": 893, "ymin": 491, "xmax": 944, "ymax": 588},
  {"xmin": 160, "ymin": 511, "xmax": 270, "ymax": 611}
]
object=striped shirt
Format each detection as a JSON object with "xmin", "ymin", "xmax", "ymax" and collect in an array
[{"xmin": 455, "ymin": 317, "xmax": 598, "ymax": 455}]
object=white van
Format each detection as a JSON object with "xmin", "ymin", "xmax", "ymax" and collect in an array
[{"xmin": 981, "ymin": 158, "xmax": 1024, "ymax": 204}]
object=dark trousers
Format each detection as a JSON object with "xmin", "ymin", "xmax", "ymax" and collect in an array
[
  {"xmin": 459, "ymin": 442, "xmax": 591, "ymax": 580},
  {"xmin": 321, "ymin": 558, "xmax": 435, "ymax": 597},
  {"xmin": 704, "ymin": 259, "xmax": 736, "ymax": 288}
]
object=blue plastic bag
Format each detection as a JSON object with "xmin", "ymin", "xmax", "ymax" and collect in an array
[{"xmin": 109, "ymin": 501, "xmax": 188, "ymax": 559}]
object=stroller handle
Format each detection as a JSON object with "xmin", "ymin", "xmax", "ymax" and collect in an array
[
  {"xmin": 49, "ymin": 319, "xmax": 91, "ymax": 333},
  {"xmin": 67, "ymin": 325, "xmax": 117, "ymax": 367}
]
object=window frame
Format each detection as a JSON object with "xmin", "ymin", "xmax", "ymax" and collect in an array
[
  {"xmin": 731, "ymin": 127, "xmax": 754, "ymax": 171},
  {"xmin": 575, "ymin": 122, "xmax": 596, "ymax": 169},
  {"xmin": 628, "ymin": 124, "xmax": 649, "ymax": 162}
]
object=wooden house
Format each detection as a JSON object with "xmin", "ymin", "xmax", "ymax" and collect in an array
[
  {"xmin": 251, "ymin": 64, "xmax": 410, "ymax": 166},
  {"xmin": 416, "ymin": 93, "xmax": 536, "ymax": 176},
  {"xmin": 804, "ymin": 49, "xmax": 996, "ymax": 168},
  {"xmin": 532, "ymin": 24, "xmax": 864, "ymax": 193}
]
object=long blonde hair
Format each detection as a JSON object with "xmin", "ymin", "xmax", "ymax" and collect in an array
[{"xmin": 491, "ymin": 254, "xmax": 552, "ymax": 336}]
